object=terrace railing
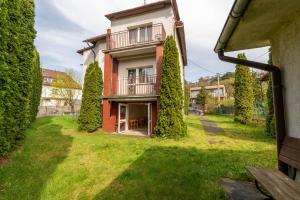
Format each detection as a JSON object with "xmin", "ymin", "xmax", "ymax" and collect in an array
[
  {"xmin": 118, "ymin": 75, "xmax": 157, "ymax": 96},
  {"xmin": 108, "ymin": 24, "xmax": 166, "ymax": 50}
]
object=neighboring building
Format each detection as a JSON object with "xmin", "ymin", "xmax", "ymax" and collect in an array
[
  {"xmin": 214, "ymin": 0, "xmax": 300, "ymax": 180},
  {"xmin": 78, "ymin": 0, "xmax": 187, "ymax": 136},
  {"xmin": 40, "ymin": 68, "xmax": 82, "ymax": 111},
  {"xmin": 190, "ymin": 85, "xmax": 227, "ymax": 104}
]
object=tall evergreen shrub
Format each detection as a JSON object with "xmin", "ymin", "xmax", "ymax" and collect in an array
[
  {"xmin": 155, "ymin": 36, "xmax": 186, "ymax": 138},
  {"xmin": 78, "ymin": 62, "xmax": 103, "ymax": 132},
  {"xmin": 0, "ymin": 0, "xmax": 39, "ymax": 157},
  {"xmin": 29, "ymin": 49, "xmax": 42, "ymax": 123},
  {"xmin": 234, "ymin": 53, "xmax": 254, "ymax": 124},
  {"xmin": 266, "ymin": 48, "xmax": 275, "ymax": 136}
]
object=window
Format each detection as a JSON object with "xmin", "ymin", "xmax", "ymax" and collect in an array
[
  {"xmin": 139, "ymin": 67, "xmax": 154, "ymax": 83},
  {"xmin": 128, "ymin": 25, "xmax": 153, "ymax": 44}
]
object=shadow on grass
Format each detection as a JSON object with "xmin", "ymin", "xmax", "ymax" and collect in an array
[
  {"xmin": 93, "ymin": 146, "xmax": 276, "ymax": 200},
  {"xmin": 0, "ymin": 117, "xmax": 73, "ymax": 200}
]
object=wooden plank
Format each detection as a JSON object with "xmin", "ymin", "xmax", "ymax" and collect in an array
[
  {"xmin": 279, "ymin": 155, "xmax": 300, "ymax": 170},
  {"xmin": 246, "ymin": 166, "xmax": 300, "ymax": 200},
  {"xmin": 280, "ymin": 146, "xmax": 300, "ymax": 163},
  {"xmin": 283, "ymin": 137, "xmax": 300, "ymax": 150}
]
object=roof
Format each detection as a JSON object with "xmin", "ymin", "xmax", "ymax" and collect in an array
[
  {"xmin": 42, "ymin": 68, "xmax": 67, "ymax": 79},
  {"xmin": 214, "ymin": 0, "xmax": 300, "ymax": 53},
  {"xmin": 42, "ymin": 68, "xmax": 81, "ymax": 89},
  {"xmin": 77, "ymin": 45, "xmax": 95, "ymax": 55},
  {"xmin": 105, "ymin": 0, "xmax": 179, "ymax": 21},
  {"xmin": 83, "ymin": 34, "xmax": 106, "ymax": 44}
]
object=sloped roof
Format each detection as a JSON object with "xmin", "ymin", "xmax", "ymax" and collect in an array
[{"xmin": 42, "ymin": 68, "xmax": 81, "ymax": 89}]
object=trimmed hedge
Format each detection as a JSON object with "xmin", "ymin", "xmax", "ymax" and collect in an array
[
  {"xmin": 234, "ymin": 53, "xmax": 254, "ymax": 124},
  {"xmin": 184, "ymin": 83, "xmax": 190, "ymax": 115},
  {"xmin": 78, "ymin": 62, "xmax": 103, "ymax": 132},
  {"xmin": 0, "ymin": 0, "xmax": 40, "ymax": 157},
  {"xmin": 155, "ymin": 36, "xmax": 186, "ymax": 138}
]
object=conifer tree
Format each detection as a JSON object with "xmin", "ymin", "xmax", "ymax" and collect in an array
[
  {"xmin": 155, "ymin": 36, "xmax": 186, "ymax": 138},
  {"xmin": 78, "ymin": 62, "xmax": 103, "ymax": 132},
  {"xmin": 234, "ymin": 53, "xmax": 254, "ymax": 124},
  {"xmin": 266, "ymin": 48, "xmax": 275, "ymax": 136}
]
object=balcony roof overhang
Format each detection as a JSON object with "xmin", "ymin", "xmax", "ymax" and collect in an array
[
  {"xmin": 103, "ymin": 95, "xmax": 159, "ymax": 102},
  {"xmin": 214, "ymin": 0, "xmax": 300, "ymax": 53},
  {"xmin": 103, "ymin": 41, "xmax": 162, "ymax": 59}
]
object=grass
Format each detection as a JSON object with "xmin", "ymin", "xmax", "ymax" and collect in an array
[{"xmin": 0, "ymin": 115, "xmax": 277, "ymax": 200}]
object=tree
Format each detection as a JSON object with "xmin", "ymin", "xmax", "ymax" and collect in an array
[
  {"xmin": 234, "ymin": 53, "xmax": 254, "ymax": 124},
  {"xmin": 51, "ymin": 69, "xmax": 81, "ymax": 114},
  {"xmin": 28, "ymin": 49, "xmax": 42, "ymax": 123},
  {"xmin": 78, "ymin": 62, "xmax": 103, "ymax": 132},
  {"xmin": 184, "ymin": 82, "xmax": 190, "ymax": 115},
  {"xmin": 196, "ymin": 87, "xmax": 208, "ymax": 115},
  {"xmin": 266, "ymin": 48, "xmax": 275, "ymax": 136},
  {"xmin": 155, "ymin": 36, "xmax": 186, "ymax": 138}
]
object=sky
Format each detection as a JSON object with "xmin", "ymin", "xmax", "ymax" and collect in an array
[{"xmin": 35, "ymin": 0, "xmax": 269, "ymax": 82}]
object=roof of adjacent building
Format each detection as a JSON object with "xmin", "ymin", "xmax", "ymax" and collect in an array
[
  {"xmin": 214, "ymin": 0, "xmax": 300, "ymax": 53},
  {"xmin": 42, "ymin": 68, "xmax": 81, "ymax": 89}
]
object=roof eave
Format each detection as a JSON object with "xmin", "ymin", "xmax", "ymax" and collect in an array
[{"xmin": 214, "ymin": 0, "xmax": 251, "ymax": 53}]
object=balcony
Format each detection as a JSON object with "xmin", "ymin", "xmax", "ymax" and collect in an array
[
  {"xmin": 118, "ymin": 75, "xmax": 157, "ymax": 96},
  {"xmin": 108, "ymin": 24, "xmax": 166, "ymax": 50}
]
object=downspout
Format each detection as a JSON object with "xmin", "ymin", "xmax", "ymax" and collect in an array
[{"xmin": 218, "ymin": 51, "xmax": 288, "ymax": 174}]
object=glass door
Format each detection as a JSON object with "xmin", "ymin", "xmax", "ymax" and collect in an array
[{"xmin": 118, "ymin": 103, "xmax": 128, "ymax": 133}]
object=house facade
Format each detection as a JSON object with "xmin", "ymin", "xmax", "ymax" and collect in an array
[
  {"xmin": 39, "ymin": 69, "xmax": 82, "ymax": 115},
  {"xmin": 190, "ymin": 85, "xmax": 227, "ymax": 105},
  {"xmin": 78, "ymin": 0, "xmax": 187, "ymax": 136},
  {"xmin": 214, "ymin": 0, "xmax": 300, "ymax": 180}
]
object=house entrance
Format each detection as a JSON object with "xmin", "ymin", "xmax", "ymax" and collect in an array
[{"xmin": 118, "ymin": 103, "xmax": 152, "ymax": 136}]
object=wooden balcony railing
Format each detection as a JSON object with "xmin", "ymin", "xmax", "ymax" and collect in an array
[
  {"xmin": 108, "ymin": 24, "xmax": 166, "ymax": 50},
  {"xmin": 118, "ymin": 75, "xmax": 157, "ymax": 96}
]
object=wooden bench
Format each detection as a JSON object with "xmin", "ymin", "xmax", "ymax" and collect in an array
[{"xmin": 246, "ymin": 166, "xmax": 300, "ymax": 199}]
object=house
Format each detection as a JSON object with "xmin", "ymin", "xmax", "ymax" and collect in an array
[
  {"xmin": 77, "ymin": 0, "xmax": 187, "ymax": 136},
  {"xmin": 214, "ymin": 0, "xmax": 300, "ymax": 181},
  {"xmin": 190, "ymin": 85, "xmax": 227, "ymax": 104},
  {"xmin": 39, "ymin": 68, "xmax": 82, "ymax": 115}
]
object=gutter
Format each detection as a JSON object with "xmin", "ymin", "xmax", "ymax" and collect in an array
[{"xmin": 215, "ymin": 0, "xmax": 289, "ymax": 174}]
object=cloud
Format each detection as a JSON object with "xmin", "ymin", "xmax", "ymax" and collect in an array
[{"xmin": 35, "ymin": 0, "xmax": 270, "ymax": 82}]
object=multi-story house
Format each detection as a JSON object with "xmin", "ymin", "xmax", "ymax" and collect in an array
[
  {"xmin": 40, "ymin": 69, "xmax": 82, "ymax": 109},
  {"xmin": 190, "ymin": 85, "xmax": 227, "ymax": 105},
  {"xmin": 78, "ymin": 0, "xmax": 187, "ymax": 136}
]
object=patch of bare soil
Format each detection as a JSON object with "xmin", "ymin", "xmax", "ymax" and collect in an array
[{"xmin": 0, "ymin": 158, "xmax": 9, "ymax": 166}]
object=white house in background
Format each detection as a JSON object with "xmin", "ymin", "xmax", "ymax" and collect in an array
[
  {"xmin": 40, "ymin": 68, "xmax": 82, "ymax": 107},
  {"xmin": 77, "ymin": 0, "xmax": 187, "ymax": 136},
  {"xmin": 190, "ymin": 85, "xmax": 227, "ymax": 104}
]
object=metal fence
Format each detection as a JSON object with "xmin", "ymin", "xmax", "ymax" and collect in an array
[{"xmin": 37, "ymin": 105, "xmax": 81, "ymax": 117}]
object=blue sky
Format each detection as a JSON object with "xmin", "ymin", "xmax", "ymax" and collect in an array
[{"xmin": 35, "ymin": 0, "xmax": 269, "ymax": 82}]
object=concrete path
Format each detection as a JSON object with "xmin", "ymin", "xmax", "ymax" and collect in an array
[{"xmin": 199, "ymin": 116, "xmax": 224, "ymax": 135}]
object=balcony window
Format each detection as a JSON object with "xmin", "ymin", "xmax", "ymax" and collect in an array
[
  {"xmin": 129, "ymin": 25, "xmax": 153, "ymax": 44},
  {"xmin": 139, "ymin": 67, "xmax": 154, "ymax": 83}
]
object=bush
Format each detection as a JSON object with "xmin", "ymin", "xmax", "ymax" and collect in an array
[
  {"xmin": 78, "ymin": 62, "xmax": 103, "ymax": 132},
  {"xmin": 234, "ymin": 53, "xmax": 254, "ymax": 124},
  {"xmin": 0, "ymin": 137, "xmax": 10, "ymax": 157},
  {"xmin": 155, "ymin": 36, "xmax": 186, "ymax": 138}
]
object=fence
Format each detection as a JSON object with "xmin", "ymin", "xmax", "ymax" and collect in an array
[{"xmin": 37, "ymin": 105, "xmax": 81, "ymax": 117}]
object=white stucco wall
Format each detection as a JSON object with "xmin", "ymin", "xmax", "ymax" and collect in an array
[
  {"xmin": 82, "ymin": 41, "xmax": 106, "ymax": 85},
  {"xmin": 110, "ymin": 7, "xmax": 175, "ymax": 36},
  {"xmin": 272, "ymin": 14, "xmax": 300, "ymax": 139},
  {"xmin": 118, "ymin": 57, "xmax": 156, "ymax": 78}
]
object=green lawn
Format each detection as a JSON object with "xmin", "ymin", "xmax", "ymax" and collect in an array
[{"xmin": 0, "ymin": 115, "xmax": 277, "ymax": 200}]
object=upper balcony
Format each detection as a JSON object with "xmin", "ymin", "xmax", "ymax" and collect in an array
[{"xmin": 107, "ymin": 23, "xmax": 166, "ymax": 50}]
